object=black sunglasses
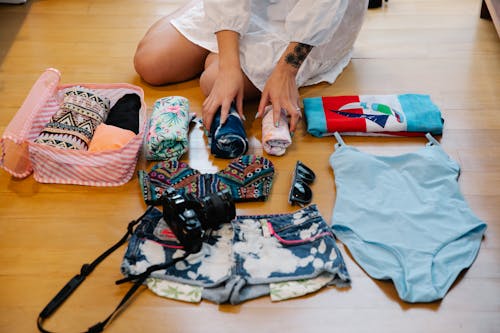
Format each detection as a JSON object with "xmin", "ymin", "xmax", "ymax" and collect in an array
[{"xmin": 288, "ymin": 161, "xmax": 316, "ymax": 206}]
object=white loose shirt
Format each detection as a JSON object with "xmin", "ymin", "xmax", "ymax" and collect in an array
[{"xmin": 171, "ymin": 0, "xmax": 368, "ymax": 91}]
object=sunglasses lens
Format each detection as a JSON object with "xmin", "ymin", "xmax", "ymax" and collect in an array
[
  {"xmin": 289, "ymin": 161, "xmax": 315, "ymax": 206},
  {"xmin": 289, "ymin": 181, "xmax": 312, "ymax": 205},
  {"xmin": 296, "ymin": 162, "xmax": 315, "ymax": 183}
]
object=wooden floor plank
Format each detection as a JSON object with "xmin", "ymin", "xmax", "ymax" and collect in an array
[{"xmin": 0, "ymin": 0, "xmax": 499, "ymax": 332}]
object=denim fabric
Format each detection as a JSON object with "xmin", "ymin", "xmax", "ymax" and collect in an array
[
  {"xmin": 121, "ymin": 205, "xmax": 350, "ymax": 304},
  {"xmin": 232, "ymin": 205, "xmax": 349, "ymax": 284},
  {"xmin": 209, "ymin": 105, "xmax": 248, "ymax": 159},
  {"xmin": 121, "ymin": 208, "xmax": 233, "ymax": 287}
]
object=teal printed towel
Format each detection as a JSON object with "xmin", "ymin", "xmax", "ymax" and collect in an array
[
  {"xmin": 303, "ymin": 94, "xmax": 444, "ymax": 137},
  {"xmin": 146, "ymin": 96, "xmax": 191, "ymax": 161}
]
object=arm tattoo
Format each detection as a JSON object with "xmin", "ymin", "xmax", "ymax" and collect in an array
[{"xmin": 284, "ymin": 43, "xmax": 313, "ymax": 68}]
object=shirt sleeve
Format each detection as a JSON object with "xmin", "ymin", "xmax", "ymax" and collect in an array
[
  {"xmin": 203, "ymin": 0, "xmax": 250, "ymax": 35},
  {"xmin": 285, "ymin": 0, "xmax": 349, "ymax": 46}
]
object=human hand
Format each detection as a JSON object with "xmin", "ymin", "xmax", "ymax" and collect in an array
[
  {"xmin": 256, "ymin": 62, "xmax": 301, "ymax": 134},
  {"xmin": 201, "ymin": 66, "xmax": 245, "ymax": 131},
  {"xmin": 202, "ymin": 30, "xmax": 245, "ymax": 131}
]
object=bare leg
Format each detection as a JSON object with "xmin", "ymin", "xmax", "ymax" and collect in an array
[
  {"xmin": 199, "ymin": 52, "xmax": 261, "ymax": 100},
  {"xmin": 134, "ymin": 0, "xmax": 209, "ymax": 85}
]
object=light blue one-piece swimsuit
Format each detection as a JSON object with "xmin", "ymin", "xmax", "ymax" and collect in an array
[{"xmin": 330, "ymin": 132, "xmax": 487, "ymax": 303}]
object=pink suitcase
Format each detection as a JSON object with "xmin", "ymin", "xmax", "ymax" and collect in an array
[{"xmin": 0, "ymin": 68, "xmax": 147, "ymax": 186}]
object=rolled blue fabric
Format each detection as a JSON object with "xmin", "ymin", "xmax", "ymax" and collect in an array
[{"xmin": 209, "ymin": 104, "xmax": 248, "ymax": 159}]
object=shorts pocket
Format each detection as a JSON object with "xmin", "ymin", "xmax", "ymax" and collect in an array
[{"xmin": 267, "ymin": 217, "xmax": 333, "ymax": 246}]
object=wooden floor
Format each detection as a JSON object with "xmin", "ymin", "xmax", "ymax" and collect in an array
[{"xmin": 1, "ymin": 1, "xmax": 499, "ymax": 332}]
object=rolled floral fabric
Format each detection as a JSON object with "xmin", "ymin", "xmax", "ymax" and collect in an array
[{"xmin": 146, "ymin": 96, "xmax": 191, "ymax": 161}]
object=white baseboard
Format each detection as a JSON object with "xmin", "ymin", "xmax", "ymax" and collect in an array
[{"xmin": 0, "ymin": 0, "xmax": 27, "ymax": 4}]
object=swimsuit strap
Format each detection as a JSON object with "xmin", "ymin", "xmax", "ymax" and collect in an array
[
  {"xmin": 425, "ymin": 133, "xmax": 441, "ymax": 146},
  {"xmin": 333, "ymin": 131, "xmax": 345, "ymax": 148}
]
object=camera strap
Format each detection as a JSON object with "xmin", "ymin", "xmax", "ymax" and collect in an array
[{"xmin": 36, "ymin": 206, "xmax": 190, "ymax": 333}]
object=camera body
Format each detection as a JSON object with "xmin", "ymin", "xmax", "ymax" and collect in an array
[{"xmin": 162, "ymin": 187, "xmax": 236, "ymax": 253}]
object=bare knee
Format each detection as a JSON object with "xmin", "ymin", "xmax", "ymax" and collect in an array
[
  {"xmin": 199, "ymin": 70, "xmax": 215, "ymax": 97},
  {"xmin": 133, "ymin": 18, "xmax": 209, "ymax": 85},
  {"xmin": 199, "ymin": 53, "xmax": 218, "ymax": 96},
  {"xmin": 199, "ymin": 53, "xmax": 261, "ymax": 99},
  {"xmin": 134, "ymin": 45, "xmax": 169, "ymax": 86},
  {"xmin": 134, "ymin": 48, "xmax": 159, "ymax": 85}
]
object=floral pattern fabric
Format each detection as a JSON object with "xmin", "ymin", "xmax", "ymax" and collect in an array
[
  {"xmin": 146, "ymin": 96, "xmax": 191, "ymax": 161},
  {"xmin": 146, "ymin": 278, "xmax": 203, "ymax": 303},
  {"xmin": 147, "ymin": 273, "xmax": 334, "ymax": 303},
  {"xmin": 269, "ymin": 273, "xmax": 333, "ymax": 301}
]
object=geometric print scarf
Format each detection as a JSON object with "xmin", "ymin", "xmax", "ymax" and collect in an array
[
  {"xmin": 139, "ymin": 155, "xmax": 275, "ymax": 205},
  {"xmin": 35, "ymin": 86, "xmax": 110, "ymax": 150}
]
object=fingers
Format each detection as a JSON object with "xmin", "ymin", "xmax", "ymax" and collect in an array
[
  {"xmin": 201, "ymin": 99, "xmax": 215, "ymax": 130},
  {"xmin": 287, "ymin": 95, "xmax": 302, "ymax": 133},
  {"xmin": 201, "ymin": 96, "xmax": 219, "ymax": 131},
  {"xmin": 287, "ymin": 105, "xmax": 302, "ymax": 133},
  {"xmin": 256, "ymin": 92, "xmax": 270, "ymax": 120},
  {"xmin": 202, "ymin": 94, "xmax": 245, "ymax": 130},
  {"xmin": 219, "ymin": 99, "xmax": 232, "ymax": 125},
  {"xmin": 236, "ymin": 94, "xmax": 245, "ymax": 121},
  {"xmin": 257, "ymin": 97, "xmax": 302, "ymax": 134},
  {"xmin": 272, "ymin": 99, "xmax": 301, "ymax": 133},
  {"xmin": 272, "ymin": 104, "xmax": 282, "ymax": 128}
]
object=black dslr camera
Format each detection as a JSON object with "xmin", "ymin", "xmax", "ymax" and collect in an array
[{"xmin": 162, "ymin": 187, "xmax": 236, "ymax": 253}]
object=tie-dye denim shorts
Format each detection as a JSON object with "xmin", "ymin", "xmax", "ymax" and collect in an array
[{"xmin": 121, "ymin": 204, "xmax": 350, "ymax": 304}]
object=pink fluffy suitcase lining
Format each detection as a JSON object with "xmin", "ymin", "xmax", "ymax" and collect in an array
[{"xmin": 0, "ymin": 68, "xmax": 147, "ymax": 186}]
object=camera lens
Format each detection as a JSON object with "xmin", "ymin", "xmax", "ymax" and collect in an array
[
  {"xmin": 198, "ymin": 189, "xmax": 236, "ymax": 229},
  {"xmin": 183, "ymin": 209, "xmax": 196, "ymax": 219},
  {"xmin": 161, "ymin": 187, "xmax": 235, "ymax": 254}
]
